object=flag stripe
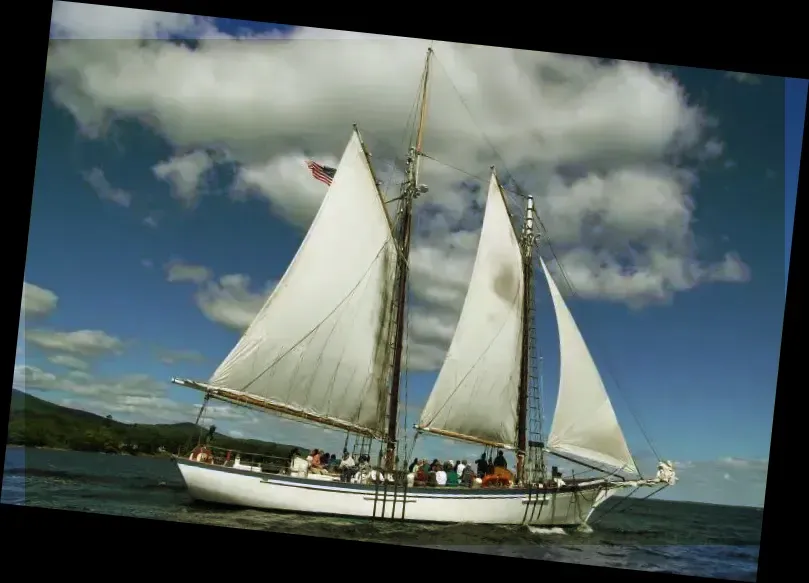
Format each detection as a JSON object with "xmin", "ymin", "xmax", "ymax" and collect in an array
[{"xmin": 306, "ymin": 160, "xmax": 337, "ymax": 186}]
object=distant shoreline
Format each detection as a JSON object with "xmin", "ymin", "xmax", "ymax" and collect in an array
[{"xmin": 9, "ymin": 388, "xmax": 303, "ymax": 463}]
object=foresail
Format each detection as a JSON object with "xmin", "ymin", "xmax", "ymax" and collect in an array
[
  {"xmin": 417, "ymin": 173, "xmax": 524, "ymax": 448},
  {"xmin": 540, "ymin": 258, "xmax": 638, "ymax": 474},
  {"xmin": 208, "ymin": 130, "xmax": 398, "ymax": 437}
]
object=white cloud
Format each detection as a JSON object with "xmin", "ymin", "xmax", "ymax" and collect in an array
[
  {"xmin": 232, "ymin": 153, "xmax": 340, "ymax": 228},
  {"xmin": 13, "ymin": 359, "xmax": 332, "ymax": 446},
  {"xmin": 641, "ymin": 455, "xmax": 768, "ymax": 507},
  {"xmin": 143, "ymin": 214, "xmax": 159, "ymax": 228},
  {"xmin": 153, "ymin": 150, "xmax": 215, "ymax": 206},
  {"xmin": 195, "ymin": 274, "xmax": 275, "ymax": 331},
  {"xmin": 47, "ymin": 354, "xmax": 89, "ymax": 370},
  {"xmin": 699, "ymin": 138, "xmax": 725, "ymax": 161},
  {"xmin": 717, "ymin": 456, "xmax": 768, "ymax": 469},
  {"xmin": 13, "ymin": 364, "xmax": 58, "ymax": 391},
  {"xmin": 21, "ymin": 282, "xmax": 59, "ymax": 318},
  {"xmin": 25, "ymin": 328, "xmax": 124, "ymax": 356},
  {"xmin": 725, "ymin": 71, "xmax": 761, "ymax": 85},
  {"xmin": 82, "ymin": 167, "xmax": 132, "ymax": 207},
  {"xmin": 14, "ymin": 364, "xmax": 159, "ymax": 397},
  {"xmin": 539, "ymin": 168, "xmax": 751, "ymax": 304},
  {"xmin": 164, "ymin": 260, "xmax": 212, "ymax": 284},
  {"xmin": 44, "ymin": 8, "xmax": 752, "ymax": 372},
  {"xmin": 156, "ymin": 348, "xmax": 205, "ymax": 364},
  {"xmin": 163, "ymin": 261, "xmax": 276, "ymax": 334},
  {"xmin": 50, "ymin": 1, "xmax": 219, "ymax": 39}
]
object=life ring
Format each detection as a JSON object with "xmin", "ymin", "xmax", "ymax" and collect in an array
[{"xmin": 189, "ymin": 446, "xmax": 214, "ymax": 464}]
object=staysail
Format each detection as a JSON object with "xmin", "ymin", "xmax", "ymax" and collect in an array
[
  {"xmin": 206, "ymin": 129, "xmax": 398, "ymax": 437},
  {"xmin": 416, "ymin": 172, "xmax": 524, "ymax": 449},
  {"xmin": 540, "ymin": 258, "xmax": 638, "ymax": 474}
]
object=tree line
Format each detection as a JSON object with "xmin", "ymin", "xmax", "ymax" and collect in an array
[{"xmin": 7, "ymin": 389, "xmax": 304, "ymax": 459}]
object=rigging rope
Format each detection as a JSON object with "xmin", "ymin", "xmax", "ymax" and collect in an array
[
  {"xmin": 429, "ymin": 50, "xmax": 662, "ymax": 468},
  {"xmin": 530, "ymin": 229, "xmax": 661, "ymax": 466},
  {"xmin": 591, "ymin": 483, "xmax": 670, "ymax": 526}
]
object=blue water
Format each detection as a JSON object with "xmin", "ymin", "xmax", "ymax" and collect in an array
[{"xmin": 2, "ymin": 446, "xmax": 760, "ymax": 580}]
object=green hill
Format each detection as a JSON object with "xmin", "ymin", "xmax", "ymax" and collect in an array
[{"xmin": 7, "ymin": 389, "xmax": 305, "ymax": 459}]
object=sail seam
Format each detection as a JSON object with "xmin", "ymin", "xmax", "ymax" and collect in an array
[
  {"xmin": 235, "ymin": 238, "xmax": 394, "ymax": 399},
  {"xmin": 291, "ymin": 274, "xmax": 370, "ymax": 427},
  {"xmin": 420, "ymin": 284, "xmax": 521, "ymax": 433}
]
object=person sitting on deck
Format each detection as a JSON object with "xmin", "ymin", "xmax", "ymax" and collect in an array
[
  {"xmin": 493, "ymin": 450, "xmax": 507, "ymax": 469},
  {"xmin": 461, "ymin": 464, "xmax": 475, "ymax": 487},
  {"xmin": 456, "ymin": 460, "xmax": 466, "ymax": 477},
  {"xmin": 445, "ymin": 462, "xmax": 459, "ymax": 486},
  {"xmin": 328, "ymin": 454, "xmax": 341, "ymax": 472},
  {"xmin": 338, "ymin": 450, "xmax": 356, "ymax": 482},
  {"xmin": 476, "ymin": 452, "xmax": 488, "ymax": 478},
  {"xmin": 414, "ymin": 462, "xmax": 429, "ymax": 486},
  {"xmin": 435, "ymin": 464, "xmax": 448, "ymax": 486},
  {"xmin": 309, "ymin": 449, "xmax": 326, "ymax": 474},
  {"xmin": 408, "ymin": 457, "xmax": 420, "ymax": 473},
  {"xmin": 347, "ymin": 454, "xmax": 370, "ymax": 484}
]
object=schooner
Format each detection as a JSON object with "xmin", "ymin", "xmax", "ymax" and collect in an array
[{"xmin": 170, "ymin": 47, "xmax": 677, "ymax": 526}]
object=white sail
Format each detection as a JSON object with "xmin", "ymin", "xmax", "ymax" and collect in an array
[
  {"xmin": 417, "ymin": 172, "xmax": 524, "ymax": 448},
  {"xmin": 540, "ymin": 258, "xmax": 638, "ymax": 474},
  {"xmin": 208, "ymin": 129, "xmax": 398, "ymax": 437}
]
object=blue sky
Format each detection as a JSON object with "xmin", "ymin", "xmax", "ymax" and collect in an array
[
  {"xmin": 16, "ymin": 3, "xmax": 803, "ymax": 508},
  {"xmin": 785, "ymin": 78, "xmax": 806, "ymax": 279}
]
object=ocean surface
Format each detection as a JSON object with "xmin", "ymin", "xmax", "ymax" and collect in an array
[{"xmin": 2, "ymin": 446, "xmax": 761, "ymax": 580}]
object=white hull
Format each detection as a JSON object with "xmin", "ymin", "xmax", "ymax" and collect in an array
[{"xmin": 175, "ymin": 458, "xmax": 620, "ymax": 526}]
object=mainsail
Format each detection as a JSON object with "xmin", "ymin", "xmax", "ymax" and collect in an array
[
  {"xmin": 540, "ymin": 258, "xmax": 638, "ymax": 474},
  {"xmin": 417, "ymin": 172, "xmax": 525, "ymax": 449},
  {"xmin": 205, "ymin": 129, "xmax": 398, "ymax": 437}
]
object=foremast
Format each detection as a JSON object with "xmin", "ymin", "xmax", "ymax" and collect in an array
[{"xmin": 385, "ymin": 47, "xmax": 434, "ymax": 470}]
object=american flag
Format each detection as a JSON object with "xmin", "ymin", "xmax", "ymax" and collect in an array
[{"xmin": 306, "ymin": 160, "xmax": 337, "ymax": 186}]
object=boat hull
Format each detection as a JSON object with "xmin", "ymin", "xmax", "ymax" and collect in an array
[{"xmin": 175, "ymin": 458, "xmax": 618, "ymax": 526}]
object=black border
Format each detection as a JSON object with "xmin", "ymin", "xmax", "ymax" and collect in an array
[{"xmin": 5, "ymin": 1, "xmax": 805, "ymax": 580}]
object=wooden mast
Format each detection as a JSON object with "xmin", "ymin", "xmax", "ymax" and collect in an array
[
  {"xmin": 515, "ymin": 194, "xmax": 535, "ymax": 484},
  {"xmin": 385, "ymin": 47, "xmax": 433, "ymax": 470}
]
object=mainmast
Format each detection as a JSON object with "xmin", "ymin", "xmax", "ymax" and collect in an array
[
  {"xmin": 515, "ymin": 195, "xmax": 535, "ymax": 484},
  {"xmin": 385, "ymin": 47, "xmax": 433, "ymax": 470}
]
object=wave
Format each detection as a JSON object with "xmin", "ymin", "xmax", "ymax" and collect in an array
[{"xmin": 1, "ymin": 467, "xmax": 187, "ymax": 493}]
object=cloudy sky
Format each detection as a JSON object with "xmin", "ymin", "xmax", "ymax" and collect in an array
[{"xmin": 15, "ymin": 2, "xmax": 803, "ymax": 508}]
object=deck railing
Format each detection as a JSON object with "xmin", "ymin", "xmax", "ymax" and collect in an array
[{"xmin": 182, "ymin": 445, "xmax": 290, "ymax": 473}]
